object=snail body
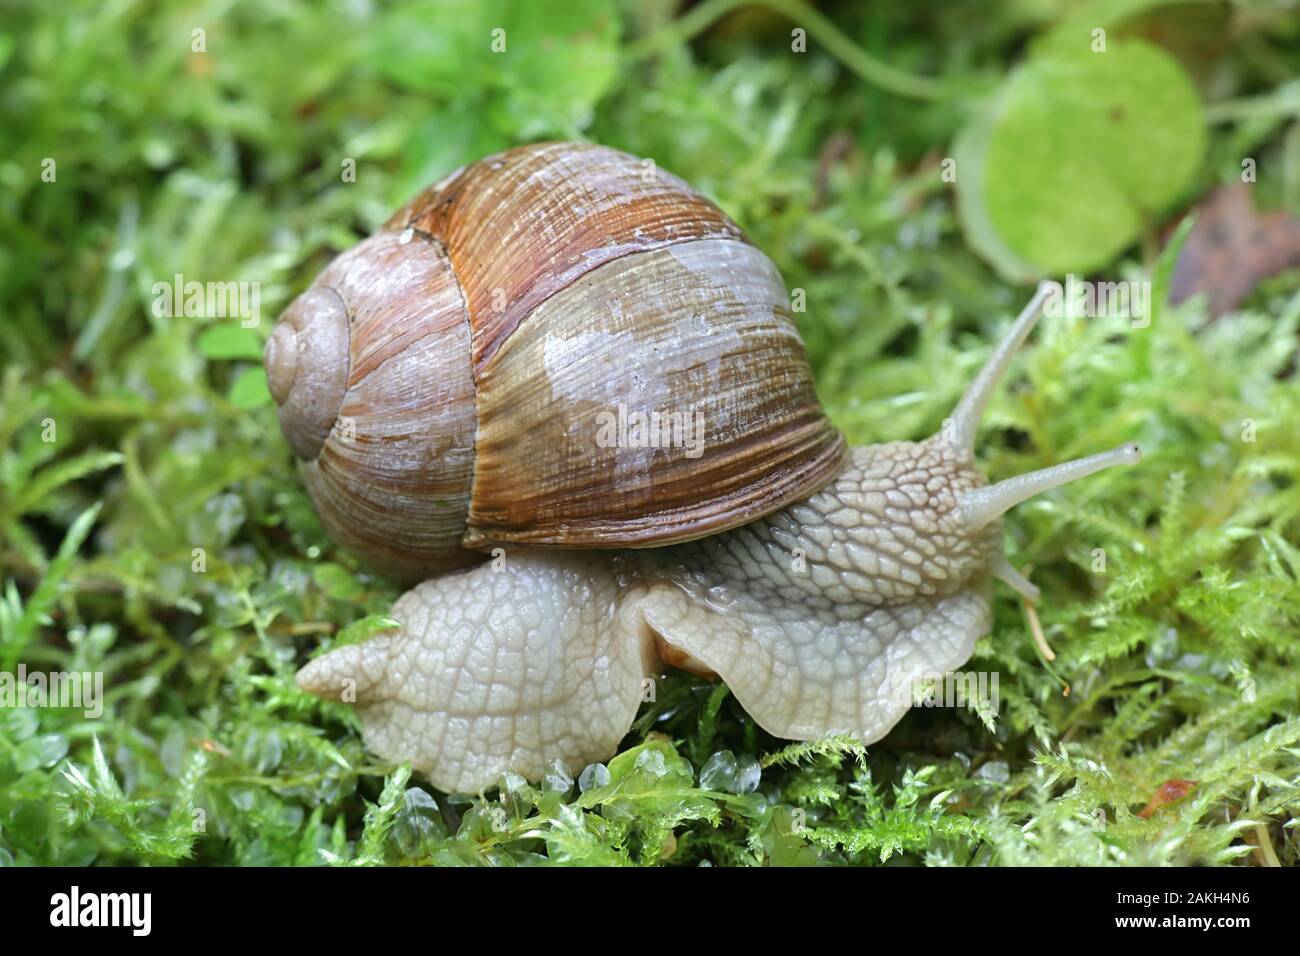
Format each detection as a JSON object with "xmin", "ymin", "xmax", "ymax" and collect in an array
[{"xmin": 272, "ymin": 142, "xmax": 1139, "ymax": 793}]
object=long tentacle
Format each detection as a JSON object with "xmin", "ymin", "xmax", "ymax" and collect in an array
[
  {"xmin": 958, "ymin": 443, "xmax": 1141, "ymax": 531},
  {"xmin": 947, "ymin": 281, "xmax": 1053, "ymax": 453}
]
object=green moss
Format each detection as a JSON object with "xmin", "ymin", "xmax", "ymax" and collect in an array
[{"xmin": 1, "ymin": 0, "xmax": 1297, "ymax": 866}]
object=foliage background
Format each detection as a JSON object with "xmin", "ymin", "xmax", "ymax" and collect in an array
[{"xmin": 1, "ymin": 0, "xmax": 1298, "ymax": 866}]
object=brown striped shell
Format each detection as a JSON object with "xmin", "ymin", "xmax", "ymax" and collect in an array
[{"xmin": 266, "ymin": 142, "xmax": 847, "ymax": 581}]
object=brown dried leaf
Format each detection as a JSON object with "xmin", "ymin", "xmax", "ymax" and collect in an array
[
  {"xmin": 1170, "ymin": 184, "xmax": 1300, "ymax": 318},
  {"xmin": 1136, "ymin": 778, "xmax": 1197, "ymax": 819}
]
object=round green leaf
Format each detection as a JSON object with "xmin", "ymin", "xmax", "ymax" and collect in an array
[
  {"xmin": 955, "ymin": 39, "xmax": 1205, "ymax": 279},
  {"xmin": 229, "ymin": 366, "xmax": 271, "ymax": 409}
]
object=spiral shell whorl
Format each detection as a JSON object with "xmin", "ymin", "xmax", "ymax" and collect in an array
[
  {"xmin": 271, "ymin": 142, "xmax": 846, "ymax": 579},
  {"xmin": 264, "ymin": 286, "xmax": 350, "ymax": 460}
]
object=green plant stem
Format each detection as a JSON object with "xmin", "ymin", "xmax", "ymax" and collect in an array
[
  {"xmin": 626, "ymin": 0, "xmax": 950, "ymax": 102},
  {"xmin": 1204, "ymin": 80, "xmax": 1300, "ymax": 124}
]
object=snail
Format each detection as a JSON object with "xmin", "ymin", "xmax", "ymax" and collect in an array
[{"xmin": 268, "ymin": 142, "xmax": 1140, "ymax": 794}]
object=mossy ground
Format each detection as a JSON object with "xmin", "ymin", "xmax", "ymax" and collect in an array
[{"xmin": 1, "ymin": 0, "xmax": 1298, "ymax": 866}]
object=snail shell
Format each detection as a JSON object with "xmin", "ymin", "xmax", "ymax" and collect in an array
[{"xmin": 267, "ymin": 142, "xmax": 846, "ymax": 580}]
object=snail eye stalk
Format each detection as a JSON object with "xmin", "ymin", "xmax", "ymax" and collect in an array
[
  {"xmin": 946, "ymin": 281, "xmax": 1053, "ymax": 454},
  {"xmin": 958, "ymin": 443, "xmax": 1142, "ymax": 532}
]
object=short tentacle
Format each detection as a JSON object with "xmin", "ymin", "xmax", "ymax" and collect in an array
[{"xmin": 992, "ymin": 555, "xmax": 1040, "ymax": 604}]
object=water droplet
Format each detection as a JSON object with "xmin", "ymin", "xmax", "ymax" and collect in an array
[
  {"xmin": 498, "ymin": 770, "xmax": 533, "ymax": 819},
  {"xmin": 578, "ymin": 762, "xmax": 610, "ymax": 792},
  {"xmin": 543, "ymin": 759, "xmax": 573, "ymax": 793},
  {"xmin": 392, "ymin": 787, "xmax": 444, "ymax": 856},
  {"xmin": 699, "ymin": 750, "xmax": 737, "ymax": 791},
  {"xmin": 1146, "ymin": 626, "xmax": 1179, "ymax": 667},
  {"xmin": 975, "ymin": 760, "xmax": 1009, "ymax": 784},
  {"xmin": 143, "ymin": 139, "xmax": 174, "ymax": 168},
  {"xmin": 635, "ymin": 748, "xmax": 667, "ymax": 777},
  {"xmin": 735, "ymin": 754, "xmax": 761, "ymax": 794}
]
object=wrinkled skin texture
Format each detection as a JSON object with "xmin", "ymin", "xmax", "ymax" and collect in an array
[
  {"xmin": 297, "ymin": 438, "xmax": 1003, "ymax": 794},
  {"xmin": 298, "ymin": 551, "xmax": 652, "ymax": 793},
  {"xmin": 636, "ymin": 438, "xmax": 1000, "ymax": 742}
]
